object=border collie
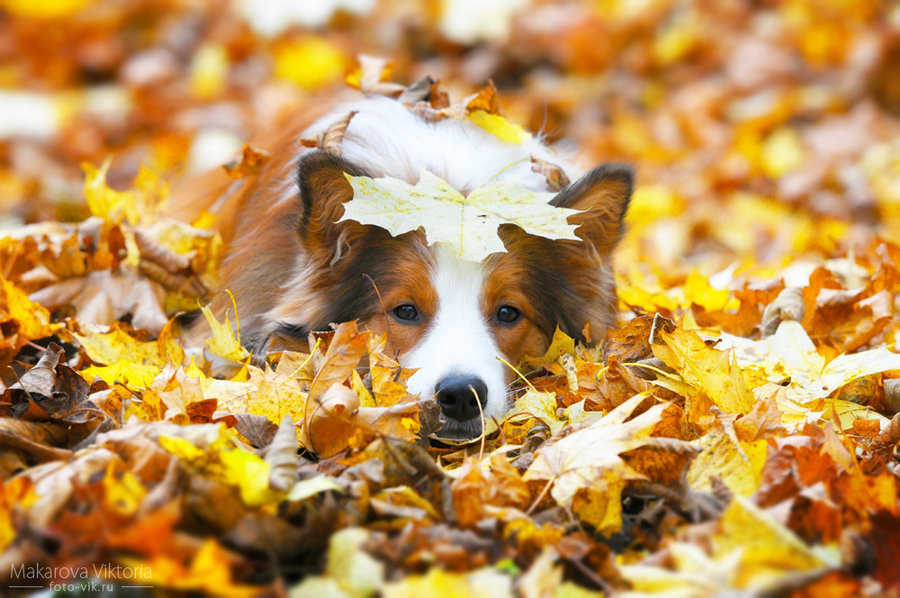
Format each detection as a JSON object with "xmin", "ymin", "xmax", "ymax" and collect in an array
[{"xmin": 190, "ymin": 94, "xmax": 632, "ymax": 439}]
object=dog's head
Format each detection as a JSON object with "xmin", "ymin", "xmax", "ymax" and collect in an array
[{"xmin": 267, "ymin": 150, "xmax": 633, "ymax": 439}]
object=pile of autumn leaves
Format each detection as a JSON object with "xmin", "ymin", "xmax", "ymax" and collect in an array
[
  {"xmin": 1, "ymin": 83, "xmax": 900, "ymax": 596},
  {"xmin": 0, "ymin": 163, "xmax": 898, "ymax": 596}
]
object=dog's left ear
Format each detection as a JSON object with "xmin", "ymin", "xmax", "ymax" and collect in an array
[{"xmin": 551, "ymin": 164, "xmax": 633, "ymax": 254}]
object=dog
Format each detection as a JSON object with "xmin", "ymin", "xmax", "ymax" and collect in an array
[{"xmin": 181, "ymin": 93, "xmax": 632, "ymax": 439}]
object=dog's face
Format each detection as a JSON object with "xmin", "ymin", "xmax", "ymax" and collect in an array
[{"xmin": 265, "ymin": 151, "xmax": 632, "ymax": 439}]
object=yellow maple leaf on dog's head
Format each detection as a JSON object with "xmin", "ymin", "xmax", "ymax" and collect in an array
[{"xmin": 341, "ymin": 170, "xmax": 582, "ymax": 262}]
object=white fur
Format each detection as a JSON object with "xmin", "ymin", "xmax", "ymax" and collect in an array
[
  {"xmin": 301, "ymin": 96, "xmax": 577, "ymax": 194},
  {"xmin": 403, "ymin": 246, "xmax": 508, "ymax": 418}
]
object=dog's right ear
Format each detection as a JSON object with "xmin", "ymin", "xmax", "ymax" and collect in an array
[{"xmin": 296, "ymin": 151, "xmax": 370, "ymax": 264}]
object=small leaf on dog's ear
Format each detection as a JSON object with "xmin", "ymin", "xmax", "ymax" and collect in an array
[
  {"xmin": 531, "ymin": 155, "xmax": 571, "ymax": 191},
  {"xmin": 551, "ymin": 164, "xmax": 633, "ymax": 254},
  {"xmin": 300, "ymin": 111, "xmax": 357, "ymax": 155}
]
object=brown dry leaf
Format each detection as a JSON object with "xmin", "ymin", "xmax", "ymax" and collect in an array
[
  {"xmin": 300, "ymin": 111, "xmax": 357, "ymax": 155},
  {"xmin": 464, "ymin": 81, "xmax": 502, "ymax": 115},
  {"xmin": 266, "ymin": 413, "xmax": 299, "ymax": 491},
  {"xmin": 301, "ymin": 382, "xmax": 368, "ymax": 458},
  {"xmin": 133, "ymin": 229, "xmax": 209, "ymax": 299},
  {"xmin": 530, "ymin": 155, "xmax": 571, "ymax": 192},
  {"xmin": 222, "ymin": 144, "xmax": 271, "ymax": 179},
  {"xmin": 31, "ymin": 270, "xmax": 169, "ymax": 334},
  {"xmin": 346, "ymin": 54, "xmax": 407, "ymax": 97},
  {"xmin": 306, "ymin": 321, "xmax": 370, "ymax": 408},
  {"xmin": 367, "ymin": 333, "xmax": 416, "ymax": 406},
  {"xmin": 451, "ymin": 453, "xmax": 531, "ymax": 528}
]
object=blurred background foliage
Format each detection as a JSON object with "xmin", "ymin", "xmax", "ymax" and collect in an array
[{"xmin": 0, "ymin": 0, "xmax": 898, "ymax": 279}]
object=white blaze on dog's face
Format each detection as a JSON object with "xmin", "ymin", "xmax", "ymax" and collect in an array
[{"xmin": 402, "ymin": 246, "xmax": 508, "ymax": 436}]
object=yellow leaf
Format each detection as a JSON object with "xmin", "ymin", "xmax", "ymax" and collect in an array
[
  {"xmin": 288, "ymin": 577, "xmax": 347, "ymax": 598},
  {"xmin": 75, "ymin": 321, "xmax": 183, "ymax": 369},
  {"xmin": 325, "ymin": 528, "xmax": 385, "ymax": 596},
  {"xmin": 653, "ymin": 323, "xmax": 756, "ymax": 414},
  {"xmin": 825, "ymin": 398, "xmax": 890, "ymax": 431},
  {"xmin": 351, "ymin": 369, "xmax": 376, "ymax": 408},
  {"xmin": 159, "ymin": 428, "xmax": 279, "ymax": 507},
  {"xmin": 761, "ymin": 127, "xmax": 806, "ymax": 178},
  {"xmin": 653, "ymin": 10, "xmax": 701, "ymax": 65},
  {"xmin": 505, "ymin": 390, "xmax": 566, "ymax": 436},
  {"xmin": 274, "ymin": 37, "xmax": 347, "ymax": 90},
  {"xmin": 199, "ymin": 299, "xmax": 251, "ymax": 362},
  {"xmin": 80, "ymin": 361, "xmax": 160, "ymax": 388},
  {"xmin": 539, "ymin": 327, "xmax": 575, "ymax": 363},
  {"xmin": 619, "ymin": 564, "xmax": 716, "ymax": 596},
  {"xmin": 218, "ymin": 445, "xmax": 277, "ymax": 506},
  {"xmin": 618, "ymin": 542, "xmax": 729, "ymax": 594},
  {"xmin": 524, "ymin": 394, "xmax": 677, "ymax": 509},
  {"xmin": 466, "ymin": 110, "xmax": 532, "ymax": 145},
  {"xmin": 190, "ymin": 43, "xmax": 229, "ymax": 100},
  {"xmin": 616, "ymin": 263, "xmax": 682, "ymax": 314},
  {"xmin": 0, "ymin": 477, "xmax": 35, "ymax": 551},
  {"xmin": 714, "ymin": 497, "xmax": 836, "ymax": 588},
  {"xmin": 83, "ymin": 159, "xmax": 138, "ymax": 225},
  {"xmin": 683, "ymin": 270, "xmax": 738, "ymax": 312},
  {"xmin": 719, "ymin": 320, "xmax": 900, "ymax": 429},
  {"xmin": 688, "ymin": 431, "xmax": 766, "ymax": 496},
  {"xmin": 252, "ymin": 366, "xmax": 309, "ymax": 425},
  {"xmin": 125, "ymin": 539, "xmax": 259, "ymax": 596},
  {"xmin": 134, "ymin": 164, "xmax": 170, "ymax": 205},
  {"xmin": 342, "ymin": 171, "xmax": 579, "ymax": 263},
  {"xmin": 1, "ymin": 276, "xmax": 55, "ymax": 341},
  {"xmin": 372, "ymin": 485, "xmax": 440, "ymax": 519},
  {"xmin": 626, "ymin": 184, "xmax": 686, "ymax": 225},
  {"xmin": 0, "ymin": 0, "xmax": 90, "ymax": 18},
  {"xmin": 191, "ymin": 210, "xmax": 217, "ymax": 230},
  {"xmin": 382, "ymin": 567, "xmax": 513, "ymax": 598},
  {"xmin": 102, "ymin": 461, "xmax": 146, "ymax": 516},
  {"xmin": 286, "ymin": 475, "xmax": 344, "ymax": 502},
  {"xmin": 571, "ymin": 473, "xmax": 627, "ymax": 535}
]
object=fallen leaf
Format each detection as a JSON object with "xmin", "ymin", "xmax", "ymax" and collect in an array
[{"xmin": 341, "ymin": 171, "xmax": 580, "ymax": 262}]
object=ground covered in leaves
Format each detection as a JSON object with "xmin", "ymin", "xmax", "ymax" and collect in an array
[{"xmin": 2, "ymin": 0, "xmax": 900, "ymax": 596}]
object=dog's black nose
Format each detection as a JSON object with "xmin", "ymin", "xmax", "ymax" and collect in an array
[{"xmin": 434, "ymin": 375, "xmax": 488, "ymax": 421}]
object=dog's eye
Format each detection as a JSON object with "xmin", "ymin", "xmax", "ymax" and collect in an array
[
  {"xmin": 392, "ymin": 304, "xmax": 419, "ymax": 322},
  {"xmin": 497, "ymin": 305, "xmax": 521, "ymax": 323}
]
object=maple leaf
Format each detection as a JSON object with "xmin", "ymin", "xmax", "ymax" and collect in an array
[
  {"xmin": 524, "ymin": 393, "xmax": 691, "ymax": 534},
  {"xmin": 0, "ymin": 276, "xmax": 56, "ymax": 364},
  {"xmin": 158, "ymin": 423, "xmax": 281, "ymax": 507},
  {"xmin": 83, "ymin": 160, "xmax": 167, "ymax": 226},
  {"xmin": 650, "ymin": 321, "xmax": 757, "ymax": 416},
  {"xmin": 199, "ymin": 300, "xmax": 251, "ymax": 362},
  {"xmin": 74, "ymin": 320, "xmax": 184, "ymax": 370},
  {"xmin": 341, "ymin": 171, "xmax": 582, "ymax": 262},
  {"xmin": 718, "ymin": 320, "xmax": 895, "ymax": 429}
]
